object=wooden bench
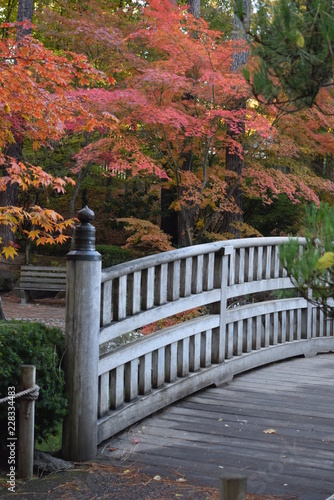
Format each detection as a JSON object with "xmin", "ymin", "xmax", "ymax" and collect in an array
[{"xmin": 17, "ymin": 266, "xmax": 67, "ymax": 304}]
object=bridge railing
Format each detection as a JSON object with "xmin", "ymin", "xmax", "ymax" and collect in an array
[{"xmin": 62, "ymin": 210, "xmax": 334, "ymax": 462}]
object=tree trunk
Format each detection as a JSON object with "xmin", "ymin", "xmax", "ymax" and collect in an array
[
  {"xmin": 17, "ymin": 0, "xmax": 34, "ymax": 38},
  {"xmin": 188, "ymin": 0, "xmax": 200, "ymax": 18},
  {"xmin": 222, "ymin": 0, "xmax": 250, "ymax": 237}
]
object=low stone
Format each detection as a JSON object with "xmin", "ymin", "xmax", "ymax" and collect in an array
[
  {"xmin": 34, "ymin": 450, "xmax": 74, "ymax": 472},
  {"xmin": 0, "ymin": 270, "xmax": 17, "ymax": 293}
]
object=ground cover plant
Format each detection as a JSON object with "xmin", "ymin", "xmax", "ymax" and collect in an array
[{"xmin": 0, "ymin": 321, "xmax": 66, "ymax": 448}]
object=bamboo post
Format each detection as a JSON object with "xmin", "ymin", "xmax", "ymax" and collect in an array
[
  {"xmin": 18, "ymin": 365, "xmax": 36, "ymax": 479},
  {"xmin": 219, "ymin": 473, "xmax": 247, "ymax": 500},
  {"xmin": 62, "ymin": 207, "xmax": 102, "ymax": 461}
]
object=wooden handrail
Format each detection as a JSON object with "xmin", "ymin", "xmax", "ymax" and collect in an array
[{"xmin": 63, "ymin": 215, "xmax": 332, "ymax": 461}]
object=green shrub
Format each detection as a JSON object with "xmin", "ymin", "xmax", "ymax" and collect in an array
[
  {"xmin": 0, "ymin": 321, "xmax": 67, "ymax": 446},
  {"xmin": 96, "ymin": 244, "xmax": 134, "ymax": 268}
]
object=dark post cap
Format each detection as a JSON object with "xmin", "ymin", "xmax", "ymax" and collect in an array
[
  {"xmin": 78, "ymin": 206, "xmax": 95, "ymax": 225},
  {"xmin": 67, "ymin": 206, "xmax": 101, "ymax": 262}
]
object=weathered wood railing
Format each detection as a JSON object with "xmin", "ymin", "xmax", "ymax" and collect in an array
[{"xmin": 62, "ymin": 208, "xmax": 334, "ymax": 462}]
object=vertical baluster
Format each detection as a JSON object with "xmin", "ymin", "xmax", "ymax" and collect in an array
[
  {"xmin": 296, "ymin": 309, "xmax": 302, "ymax": 340},
  {"xmin": 236, "ymin": 320, "xmax": 243, "ymax": 355},
  {"xmin": 138, "ymin": 354, "xmax": 152, "ymax": 395},
  {"xmin": 201, "ymin": 329, "xmax": 212, "ymax": 367},
  {"xmin": 189, "ymin": 333, "xmax": 201, "ymax": 372},
  {"xmin": 165, "ymin": 342, "xmax": 178, "ymax": 382},
  {"xmin": 155, "ymin": 264, "xmax": 168, "ymax": 305},
  {"xmin": 248, "ymin": 247, "xmax": 254, "ymax": 282},
  {"xmin": 192, "ymin": 255, "xmax": 203, "ymax": 294},
  {"xmin": 306, "ymin": 290, "xmax": 313, "ymax": 339},
  {"xmin": 152, "ymin": 348, "xmax": 165, "ymax": 388},
  {"xmin": 328, "ymin": 316, "xmax": 333, "ymax": 336},
  {"xmin": 257, "ymin": 246, "xmax": 263, "ymax": 280},
  {"xmin": 273, "ymin": 312, "xmax": 278, "ymax": 344},
  {"xmin": 288, "ymin": 310, "xmax": 294, "ymax": 341},
  {"xmin": 265, "ymin": 246, "xmax": 272, "ymax": 279},
  {"xmin": 281, "ymin": 311, "xmax": 287, "ymax": 343},
  {"xmin": 113, "ymin": 275, "xmax": 127, "ymax": 320},
  {"xmin": 229, "ymin": 250, "xmax": 235, "ymax": 285},
  {"xmin": 264, "ymin": 314, "xmax": 270, "ymax": 347},
  {"xmin": 211, "ymin": 247, "xmax": 232, "ymax": 363},
  {"xmin": 127, "ymin": 271, "xmax": 141, "ymax": 315},
  {"xmin": 312, "ymin": 308, "xmax": 317, "ymax": 338},
  {"xmin": 255, "ymin": 316, "xmax": 262, "ymax": 349},
  {"xmin": 203, "ymin": 253, "xmax": 215, "ymax": 291},
  {"xmin": 180, "ymin": 257, "xmax": 192, "ymax": 297},
  {"xmin": 124, "ymin": 360, "xmax": 138, "ymax": 402},
  {"xmin": 110, "ymin": 365, "xmax": 124, "ymax": 409},
  {"xmin": 274, "ymin": 246, "xmax": 280, "ymax": 278},
  {"xmin": 326, "ymin": 317, "xmax": 333, "ymax": 337},
  {"xmin": 101, "ymin": 280, "xmax": 112, "ymax": 325},
  {"xmin": 238, "ymin": 248, "xmax": 245, "ymax": 284},
  {"xmin": 168, "ymin": 260, "xmax": 180, "ymax": 301},
  {"xmin": 177, "ymin": 338, "xmax": 190, "ymax": 376},
  {"xmin": 226, "ymin": 323, "xmax": 234, "ymax": 359},
  {"xmin": 246, "ymin": 318, "xmax": 252, "ymax": 352},
  {"xmin": 98, "ymin": 373, "xmax": 110, "ymax": 418},
  {"xmin": 318, "ymin": 309, "xmax": 324, "ymax": 337},
  {"xmin": 142, "ymin": 267, "xmax": 155, "ymax": 310}
]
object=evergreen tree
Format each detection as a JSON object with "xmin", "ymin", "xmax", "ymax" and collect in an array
[{"xmin": 238, "ymin": 0, "xmax": 334, "ymax": 110}]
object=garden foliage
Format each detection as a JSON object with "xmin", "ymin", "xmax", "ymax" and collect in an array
[
  {"xmin": 0, "ymin": 321, "xmax": 66, "ymax": 446},
  {"xmin": 280, "ymin": 203, "xmax": 334, "ymax": 317}
]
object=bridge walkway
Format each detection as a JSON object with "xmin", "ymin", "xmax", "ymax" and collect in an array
[{"xmin": 99, "ymin": 353, "xmax": 334, "ymax": 500}]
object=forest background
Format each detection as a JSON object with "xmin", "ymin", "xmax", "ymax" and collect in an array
[{"xmin": 0, "ymin": 0, "xmax": 334, "ymax": 264}]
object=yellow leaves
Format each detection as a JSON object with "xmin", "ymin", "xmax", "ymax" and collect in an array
[
  {"xmin": 26, "ymin": 229, "xmax": 40, "ymax": 241},
  {"xmin": 55, "ymin": 234, "xmax": 70, "ymax": 244},
  {"xmin": 1, "ymin": 246, "xmax": 18, "ymax": 260},
  {"xmin": 0, "ymin": 204, "xmax": 73, "ymax": 261},
  {"xmin": 170, "ymin": 200, "xmax": 181, "ymax": 212},
  {"xmin": 317, "ymin": 252, "xmax": 334, "ymax": 270},
  {"xmin": 36, "ymin": 235, "xmax": 57, "ymax": 246},
  {"xmin": 263, "ymin": 428, "xmax": 277, "ymax": 434},
  {"xmin": 296, "ymin": 31, "xmax": 305, "ymax": 48},
  {"xmin": 4, "ymin": 103, "xmax": 10, "ymax": 114}
]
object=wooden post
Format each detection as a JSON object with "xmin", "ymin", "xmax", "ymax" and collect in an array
[
  {"xmin": 62, "ymin": 207, "xmax": 102, "ymax": 461},
  {"xmin": 220, "ymin": 473, "xmax": 247, "ymax": 500},
  {"xmin": 211, "ymin": 246, "xmax": 233, "ymax": 364},
  {"xmin": 18, "ymin": 365, "xmax": 36, "ymax": 479}
]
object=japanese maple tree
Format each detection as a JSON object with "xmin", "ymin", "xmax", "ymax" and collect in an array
[
  {"xmin": 0, "ymin": 21, "xmax": 115, "ymax": 259},
  {"xmin": 37, "ymin": 0, "xmax": 334, "ymax": 246}
]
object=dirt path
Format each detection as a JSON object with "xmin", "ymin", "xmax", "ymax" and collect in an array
[{"xmin": 1, "ymin": 294, "xmax": 65, "ymax": 331}]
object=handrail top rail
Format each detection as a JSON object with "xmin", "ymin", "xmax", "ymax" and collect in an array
[{"xmin": 101, "ymin": 236, "xmax": 306, "ymax": 282}]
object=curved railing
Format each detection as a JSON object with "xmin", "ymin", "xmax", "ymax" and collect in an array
[{"xmin": 96, "ymin": 237, "xmax": 334, "ymax": 444}]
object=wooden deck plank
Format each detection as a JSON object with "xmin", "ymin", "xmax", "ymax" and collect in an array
[{"xmin": 99, "ymin": 353, "xmax": 334, "ymax": 499}]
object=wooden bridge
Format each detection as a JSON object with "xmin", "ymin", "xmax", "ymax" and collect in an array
[
  {"xmin": 100, "ymin": 353, "xmax": 334, "ymax": 499},
  {"xmin": 62, "ymin": 207, "xmax": 334, "ymax": 478}
]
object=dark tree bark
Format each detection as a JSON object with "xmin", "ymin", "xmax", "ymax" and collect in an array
[
  {"xmin": 17, "ymin": 0, "xmax": 34, "ymax": 25},
  {"xmin": 17, "ymin": 0, "xmax": 34, "ymax": 38},
  {"xmin": 188, "ymin": 0, "xmax": 200, "ymax": 19},
  {"xmin": 222, "ymin": 0, "xmax": 250, "ymax": 237}
]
